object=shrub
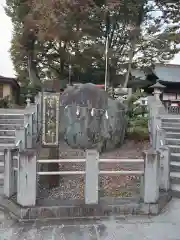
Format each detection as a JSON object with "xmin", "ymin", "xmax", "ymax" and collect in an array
[
  {"xmin": 126, "ymin": 91, "xmax": 149, "ymax": 141},
  {"xmin": 0, "ymin": 96, "xmax": 12, "ymax": 108}
]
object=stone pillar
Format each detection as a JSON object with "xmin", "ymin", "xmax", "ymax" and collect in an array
[
  {"xmin": 85, "ymin": 149, "xmax": 99, "ymax": 204},
  {"xmin": 34, "ymin": 92, "xmax": 42, "ymax": 136},
  {"xmin": 26, "ymin": 93, "xmax": 31, "ymax": 108},
  {"xmin": 38, "ymin": 92, "xmax": 42, "ymax": 133},
  {"xmin": 15, "ymin": 128, "xmax": 25, "ymax": 151},
  {"xmin": 159, "ymin": 146, "xmax": 170, "ymax": 191},
  {"xmin": 143, "ymin": 149, "xmax": 160, "ymax": 203},
  {"xmin": 140, "ymin": 175, "xmax": 144, "ymax": 201},
  {"xmin": 154, "ymin": 116, "xmax": 161, "ymax": 149},
  {"xmin": 4, "ymin": 149, "xmax": 15, "ymax": 197},
  {"xmin": 152, "ymin": 115, "xmax": 164, "ymax": 150},
  {"xmin": 149, "ymin": 81, "xmax": 166, "ymax": 102},
  {"xmin": 155, "ymin": 125, "xmax": 166, "ymax": 151},
  {"xmin": 17, "ymin": 151, "xmax": 37, "ymax": 206},
  {"xmin": 24, "ymin": 113, "xmax": 33, "ymax": 148}
]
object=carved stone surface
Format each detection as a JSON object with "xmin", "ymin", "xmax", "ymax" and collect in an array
[
  {"xmin": 59, "ymin": 83, "xmax": 126, "ymax": 151},
  {"xmin": 42, "ymin": 93, "xmax": 60, "ymax": 146}
]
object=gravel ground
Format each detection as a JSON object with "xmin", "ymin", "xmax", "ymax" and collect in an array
[
  {"xmin": 38, "ymin": 140, "xmax": 149, "ymax": 201},
  {"xmin": 58, "ymin": 139, "xmax": 150, "ymax": 159}
]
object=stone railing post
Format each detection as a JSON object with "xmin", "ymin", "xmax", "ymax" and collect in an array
[
  {"xmin": 17, "ymin": 150, "xmax": 37, "ymax": 206},
  {"xmin": 143, "ymin": 149, "xmax": 160, "ymax": 203},
  {"xmin": 153, "ymin": 115, "xmax": 162, "ymax": 149},
  {"xmin": 147, "ymin": 94, "xmax": 166, "ymax": 149},
  {"xmin": 26, "ymin": 93, "xmax": 31, "ymax": 107},
  {"xmin": 36, "ymin": 92, "xmax": 42, "ymax": 133},
  {"xmin": 156, "ymin": 126, "xmax": 166, "ymax": 151},
  {"xmin": 4, "ymin": 149, "xmax": 15, "ymax": 197},
  {"xmin": 15, "ymin": 128, "xmax": 25, "ymax": 151},
  {"xmin": 31, "ymin": 112, "xmax": 36, "ymax": 142},
  {"xmin": 24, "ymin": 113, "xmax": 33, "ymax": 148},
  {"xmin": 159, "ymin": 146, "xmax": 170, "ymax": 191},
  {"xmin": 85, "ymin": 149, "xmax": 99, "ymax": 204}
]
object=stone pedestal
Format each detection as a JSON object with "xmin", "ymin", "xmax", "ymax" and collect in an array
[
  {"xmin": 143, "ymin": 149, "xmax": 160, "ymax": 203},
  {"xmin": 4, "ymin": 149, "xmax": 15, "ymax": 197},
  {"xmin": 159, "ymin": 146, "xmax": 170, "ymax": 191},
  {"xmin": 24, "ymin": 113, "xmax": 33, "ymax": 148},
  {"xmin": 85, "ymin": 149, "xmax": 99, "ymax": 204},
  {"xmin": 17, "ymin": 151, "xmax": 37, "ymax": 206}
]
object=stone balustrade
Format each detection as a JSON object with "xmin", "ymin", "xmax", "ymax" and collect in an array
[
  {"xmin": 3, "ymin": 148, "xmax": 170, "ymax": 208},
  {"xmin": 14, "ymin": 92, "xmax": 42, "ymax": 151},
  {"xmin": 1, "ymin": 90, "xmax": 172, "ymax": 217}
]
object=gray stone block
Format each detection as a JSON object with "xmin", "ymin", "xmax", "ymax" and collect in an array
[{"xmin": 149, "ymin": 204, "xmax": 159, "ymax": 215}]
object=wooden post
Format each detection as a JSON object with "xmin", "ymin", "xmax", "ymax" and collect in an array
[
  {"xmin": 85, "ymin": 149, "xmax": 99, "ymax": 204},
  {"xmin": 143, "ymin": 149, "xmax": 160, "ymax": 203},
  {"xmin": 17, "ymin": 151, "xmax": 36, "ymax": 206},
  {"xmin": 4, "ymin": 149, "xmax": 15, "ymax": 197},
  {"xmin": 159, "ymin": 146, "xmax": 170, "ymax": 191}
]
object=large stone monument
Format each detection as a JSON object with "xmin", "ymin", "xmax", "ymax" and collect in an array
[{"xmin": 59, "ymin": 83, "xmax": 127, "ymax": 152}]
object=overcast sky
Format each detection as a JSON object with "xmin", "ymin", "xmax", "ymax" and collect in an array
[{"xmin": 0, "ymin": 0, "xmax": 180, "ymax": 78}]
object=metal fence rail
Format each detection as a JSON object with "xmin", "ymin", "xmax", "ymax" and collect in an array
[
  {"xmin": 37, "ymin": 158, "xmax": 144, "ymax": 163},
  {"xmin": 166, "ymin": 106, "xmax": 180, "ymax": 115},
  {"xmin": 37, "ymin": 158, "xmax": 144, "ymax": 176},
  {"xmin": 37, "ymin": 157, "xmax": 144, "ymax": 204}
]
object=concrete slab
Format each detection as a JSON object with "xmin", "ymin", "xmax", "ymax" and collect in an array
[{"xmin": 0, "ymin": 198, "xmax": 180, "ymax": 239}]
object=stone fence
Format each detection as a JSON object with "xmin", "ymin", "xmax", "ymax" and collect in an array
[{"xmin": 4, "ymin": 148, "xmax": 170, "ymax": 209}]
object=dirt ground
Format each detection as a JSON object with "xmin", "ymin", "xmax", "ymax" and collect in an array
[
  {"xmin": 100, "ymin": 140, "xmax": 150, "ymax": 159},
  {"xmin": 56, "ymin": 139, "xmax": 150, "ymax": 159}
]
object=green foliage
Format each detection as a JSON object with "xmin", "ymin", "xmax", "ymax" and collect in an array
[
  {"xmin": 19, "ymin": 84, "xmax": 41, "ymax": 105},
  {"xmin": 0, "ymin": 96, "xmax": 13, "ymax": 108},
  {"xmin": 126, "ymin": 90, "xmax": 147, "ymax": 118},
  {"xmin": 127, "ymin": 115, "xmax": 149, "ymax": 140},
  {"xmin": 126, "ymin": 90, "xmax": 149, "ymax": 140},
  {"xmin": 5, "ymin": 0, "xmax": 180, "ymax": 88}
]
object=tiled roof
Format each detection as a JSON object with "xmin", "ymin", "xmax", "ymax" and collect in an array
[
  {"xmin": 131, "ymin": 64, "xmax": 180, "ymax": 83},
  {"xmin": 0, "ymin": 76, "xmax": 19, "ymax": 88},
  {"xmin": 130, "ymin": 69, "xmax": 146, "ymax": 80},
  {"xmin": 154, "ymin": 64, "xmax": 180, "ymax": 82}
]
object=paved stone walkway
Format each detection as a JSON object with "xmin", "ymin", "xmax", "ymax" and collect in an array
[{"xmin": 0, "ymin": 198, "xmax": 180, "ymax": 239}]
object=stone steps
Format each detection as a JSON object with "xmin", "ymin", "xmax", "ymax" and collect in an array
[
  {"xmin": 0, "ymin": 151, "xmax": 4, "ymax": 197},
  {"xmin": 0, "ymin": 113, "xmax": 25, "ymax": 197},
  {"xmin": 0, "ymin": 119, "xmax": 24, "ymax": 124},
  {"xmin": 168, "ymin": 145, "xmax": 180, "ymax": 153},
  {"xmin": 0, "ymin": 123, "xmax": 22, "ymax": 130},
  {"xmin": 171, "ymin": 153, "xmax": 180, "ymax": 157},
  {"xmin": 171, "ymin": 161, "xmax": 180, "ymax": 167},
  {"xmin": 166, "ymin": 132, "xmax": 180, "ymax": 138},
  {"xmin": 162, "ymin": 126, "xmax": 180, "ymax": 132},
  {"xmin": 166, "ymin": 138, "xmax": 180, "ymax": 145},
  {"xmin": 171, "ymin": 183, "xmax": 180, "ymax": 191},
  {"xmin": 0, "ymin": 173, "xmax": 4, "ymax": 185},
  {"xmin": 162, "ymin": 117, "xmax": 180, "ymax": 123},
  {"xmin": 170, "ymin": 171, "xmax": 180, "ymax": 179},
  {"xmin": 0, "ymin": 113, "xmax": 24, "ymax": 119},
  {"xmin": 171, "ymin": 183, "xmax": 180, "ymax": 198},
  {"xmin": 0, "ymin": 143, "xmax": 16, "ymax": 149},
  {"xmin": 162, "ymin": 123, "xmax": 180, "ymax": 128},
  {"xmin": 0, "ymin": 136, "xmax": 15, "ymax": 144},
  {"xmin": 162, "ymin": 117, "xmax": 180, "ymax": 197},
  {"xmin": 0, "ymin": 162, "xmax": 4, "ymax": 173},
  {"xmin": 0, "ymin": 130, "xmax": 15, "ymax": 136}
]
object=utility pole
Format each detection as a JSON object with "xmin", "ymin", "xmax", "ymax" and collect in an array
[
  {"xmin": 68, "ymin": 64, "xmax": 72, "ymax": 86},
  {"xmin": 104, "ymin": 4, "xmax": 110, "ymax": 92},
  {"xmin": 104, "ymin": 34, "xmax": 109, "ymax": 91}
]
